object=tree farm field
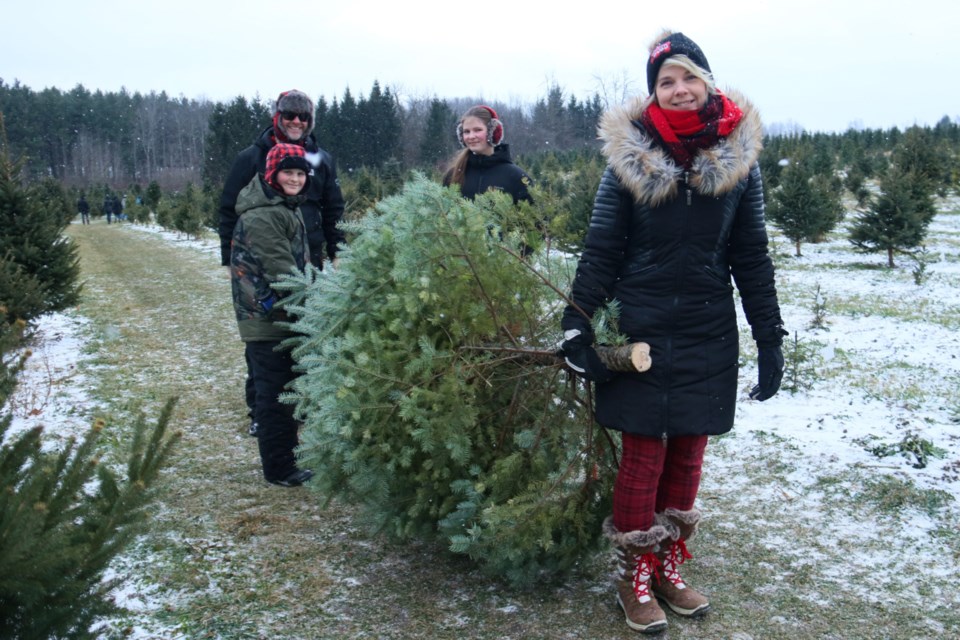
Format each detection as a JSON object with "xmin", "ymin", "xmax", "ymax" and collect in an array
[{"xmin": 12, "ymin": 199, "xmax": 960, "ymax": 639}]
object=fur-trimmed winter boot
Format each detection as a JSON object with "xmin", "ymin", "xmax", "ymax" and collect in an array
[
  {"xmin": 652, "ymin": 508, "xmax": 711, "ymax": 618},
  {"xmin": 604, "ymin": 517, "xmax": 670, "ymax": 634}
]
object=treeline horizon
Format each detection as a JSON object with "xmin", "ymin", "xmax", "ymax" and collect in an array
[{"xmin": 1, "ymin": 77, "xmax": 958, "ymax": 195}]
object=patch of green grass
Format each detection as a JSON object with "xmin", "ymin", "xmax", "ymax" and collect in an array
[
  {"xmin": 842, "ymin": 300, "xmax": 958, "ymax": 329},
  {"xmin": 848, "ymin": 365, "xmax": 939, "ymax": 408},
  {"xmin": 858, "ymin": 475, "xmax": 954, "ymax": 517},
  {"xmin": 815, "ymin": 465, "xmax": 955, "ymax": 519}
]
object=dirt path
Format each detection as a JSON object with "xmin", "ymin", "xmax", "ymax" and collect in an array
[{"xmin": 68, "ymin": 223, "xmax": 362, "ymax": 638}]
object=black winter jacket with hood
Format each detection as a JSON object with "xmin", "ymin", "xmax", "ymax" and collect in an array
[
  {"xmin": 218, "ymin": 126, "xmax": 345, "ymax": 268},
  {"xmin": 561, "ymin": 90, "xmax": 784, "ymax": 439},
  {"xmin": 445, "ymin": 144, "xmax": 532, "ymax": 203}
]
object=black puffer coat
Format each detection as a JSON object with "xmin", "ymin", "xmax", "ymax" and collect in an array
[
  {"xmin": 218, "ymin": 127, "xmax": 345, "ymax": 268},
  {"xmin": 561, "ymin": 90, "xmax": 784, "ymax": 439},
  {"xmin": 445, "ymin": 144, "xmax": 532, "ymax": 203}
]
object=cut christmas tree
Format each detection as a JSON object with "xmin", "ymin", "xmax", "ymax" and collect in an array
[{"xmin": 280, "ymin": 175, "xmax": 629, "ymax": 586}]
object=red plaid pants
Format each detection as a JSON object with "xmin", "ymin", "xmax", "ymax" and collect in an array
[{"xmin": 612, "ymin": 433, "xmax": 708, "ymax": 533}]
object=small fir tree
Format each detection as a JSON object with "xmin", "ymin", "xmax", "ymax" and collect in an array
[
  {"xmin": 282, "ymin": 175, "xmax": 614, "ymax": 586},
  {"xmin": 0, "ymin": 400, "xmax": 180, "ymax": 639},
  {"xmin": 843, "ymin": 166, "xmax": 871, "ymax": 209},
  {"xmin": 0, "ymin": 116, "xmax": 81, "ymax": 324},
  {"xmin": 782, "ymin": 331, "xmax": 821, "ymax": 394},
  {"xmin": 850, "ymin": 166, "xmax": 931, "ymax": 267},
  {"xmin": 144, "ymin": 181, "xmax": 162, "ymax": 210},
  {"xmin": 808, "ymin": 284, "xmax": 829, "ymax": 330},
  {"xmin": 0, "ymin": 308, "xmax": 181, "ymax": 639},
  {"xmin": 125, "ymin": 198, "xmax": 151, "ymax": 225},
  {"xmin": 154, "ymin": 197, "xmax": 175, "ymax": 231},
  {"xmin": 418, "ymin": 98, "xmax": 457, "ymax": 170},
  {"xmin": 893, "ymin": 126, "xmax": 952, "ymax": 204},
  {"xmin": 533, "ymin": 150, "xmax": 606, "ymax": 251},
  {"xmin": 172, "ymin": 183, "xmax": 204, "ymax": 238},
  {"xmin": 909, "ymin": 245, "xmax": 931, "ymax": 286},
  {"xmin": 767, "ymin": 158, "xmax": 845, "ymax": 256}
]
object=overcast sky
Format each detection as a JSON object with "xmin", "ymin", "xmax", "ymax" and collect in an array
[{"xmin": 2, "ymin": 0, "xmax": 956, "ymax": 133}]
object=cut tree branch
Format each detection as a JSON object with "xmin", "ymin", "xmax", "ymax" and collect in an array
[{"xmin": 462, "ymin": 342, "xmax": 652, "ymax": 373}]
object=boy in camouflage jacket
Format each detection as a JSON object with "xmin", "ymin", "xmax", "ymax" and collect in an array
[{"xmin": 231, "ymin": 143, "xmax": 314, "ymax": 487}]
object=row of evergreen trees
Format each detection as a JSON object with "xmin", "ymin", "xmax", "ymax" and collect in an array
[
  {"xmin": 4, "ymin": 76, "xmax": 959, "ymax": 268},
  {"xmin": 73, "ymin": 115, "xmax": 960, "ymax": 271},
  {"xmin": 0, "ymin": 79, "xmax": 606, "ymax": 190},
  {"xmin": 764, "ymin": 125, "xmax": 955, "ymax": 266},
  {"xmin": 15, "ymin": 76, "xmax": 958, "ymax": 196},
  {"xmin": 0, "ymin": 79, "xmax": 210, "ymax": 188}
]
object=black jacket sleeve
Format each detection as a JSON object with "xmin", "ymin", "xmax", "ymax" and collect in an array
[
  {"xmin": 316, "ymin": 149, "xmax": 346, "ymax": 260},
  {"xmin": 218, "ymin": 145, "xmax": 260, "ymax": 266},
  {"xmin": 728, "ymin": 165, "xmax": 785, "ymax": 346},
  {"xmin": 561, "ymin": 166, "xmax": 631, "ymax": 336}
]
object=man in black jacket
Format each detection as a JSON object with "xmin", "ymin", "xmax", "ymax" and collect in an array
[
  {"xmin": 218, "ymin": 89, "xmax": 347, "ymax": 436},
  {"xmin": 77, "ymin": 194, "xmax": 90, "ymax": 224},
  {"xmin": 103, "ymin": 193, "xmax": 113, "ymax": 224},
  {"xmin": 112, "ymin": 194, "xmax": 124, "ymax": 223}
]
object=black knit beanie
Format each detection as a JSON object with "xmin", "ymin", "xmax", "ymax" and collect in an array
[{"xmin": 646, "ymin": 31, "xmax": 711, "ymax": 95}]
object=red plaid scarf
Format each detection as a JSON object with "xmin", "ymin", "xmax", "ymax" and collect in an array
[{"xmin": 641, "ymin": 92, "xmax": 743, "ymax": 169}]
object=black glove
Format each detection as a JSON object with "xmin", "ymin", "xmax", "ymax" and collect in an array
[
  {"xmin": 750, "ymin": 345, "xmax": 784, "ymax": 401},
  {"xmin": 558, "ymin": 329, "xmax": 614, "ymax": 383}
]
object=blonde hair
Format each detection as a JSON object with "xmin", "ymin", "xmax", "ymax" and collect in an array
[{"xmin": 661, "ymin": 55, "xmax": 716, "ymax": 91}]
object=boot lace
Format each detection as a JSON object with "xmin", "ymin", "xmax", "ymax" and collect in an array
[
  {"xmin": 661, "ymin": 539, "xmax": 693, "ymax": 589},
  {"xmin": 632, "ymin": 552, "xmax": 662, "ymax": 603}
]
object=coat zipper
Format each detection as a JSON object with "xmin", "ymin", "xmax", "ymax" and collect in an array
[{"xmin": 663, "ymin": 170, "xmax": 693, "ymax": 446}]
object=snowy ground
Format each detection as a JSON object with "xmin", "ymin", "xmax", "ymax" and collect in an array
[
  {"xmin": 4, "ymin": 206, "xmax": 959, "ymax": 636},
  {"xmin": 3, "ymin": 312, "xmax": 94, "ymax": 448}
]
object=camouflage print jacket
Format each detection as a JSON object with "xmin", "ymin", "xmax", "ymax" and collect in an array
[{"xmin": 231, "ymin": 176, "xmax": 310, "ymax": 342}]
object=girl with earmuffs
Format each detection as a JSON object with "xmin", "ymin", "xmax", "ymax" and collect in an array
[{"xmin": 442, "ymin": 105, "xmax": 532, "ymax": 204}]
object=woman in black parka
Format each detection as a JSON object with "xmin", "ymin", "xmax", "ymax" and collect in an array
[
  {"xmin": 559, "ymin": 30, "xmax": 786, "ymax": 634},
  {"xmin": 442, "ymin": 105, "xmax": 532, "ymax": 204}
]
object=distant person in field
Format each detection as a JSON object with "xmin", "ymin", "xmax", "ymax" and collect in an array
[
  {"xmin": 217, "ymin": 89, "xmax": 346, "ymax": 438},
  {"xmin": 230, "ymin": 143, "xmax": 314, "ymax": 488},
  {"xmin": 102, "ymin": 193, "xmax": 113, "ymax": 224},
  {"xmin": 442, "ymin": 105, "xmax": 532, "ymax": 204},
  {"xmin": 558, "ymin": 30, "xmax": 786, "ymax": 633},
  {"xmin": 77, "ymin": 194, "xmax": 90, "ymax": 224},
  {"xmin": 112, "ymin": 194, "xmax": 124, "ymax": 223}
]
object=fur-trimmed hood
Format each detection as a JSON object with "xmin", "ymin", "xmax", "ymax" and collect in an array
[{"xmin": 599, "ymin": 89, "xmax": 763, "ymax": 207}]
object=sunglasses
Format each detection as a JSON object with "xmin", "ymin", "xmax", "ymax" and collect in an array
[{"xmin": 280, "ymin": 111, "xmax": 311, "ymax": 122}]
